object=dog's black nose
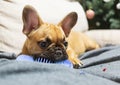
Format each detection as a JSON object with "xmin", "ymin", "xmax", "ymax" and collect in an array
[
  {"xmin": 46, "ymin": 46, "xmax": 68, "ymax": 62},
  {"xmin": 55, "ymin": 50, "xmax": 63, "ymax": 56},
  {"xmin": 55, "ymin": 47, "xmax": 63, "ymax": 57}
]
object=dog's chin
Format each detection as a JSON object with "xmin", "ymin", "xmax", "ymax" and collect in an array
[
  {"xmin": 52, "ymin": 54, "xmax": 68, "ymax": 62},
  {"xmin": 33, "ymin": 53, "xmax": 68, "ymax": 63}
]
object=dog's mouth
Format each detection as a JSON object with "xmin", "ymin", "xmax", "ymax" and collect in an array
[{"xmin": 33, "ymin": 47, "xmax": 68, "ymax": 63}]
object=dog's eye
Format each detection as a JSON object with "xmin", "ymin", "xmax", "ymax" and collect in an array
[
  {"xmin": 38, "ymin": 38, "xmax": 51, "ymax": 49},
  {"xmin": 38, "ymin": 41, "xmax": 48, "ymax": 49},
  {"xmin": 63, "ymin": 41, "xmax": 68, "ymax": 47}
]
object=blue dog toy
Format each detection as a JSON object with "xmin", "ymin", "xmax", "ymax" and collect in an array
[{"xmin": 16, "ymin": 55, "xmax": 73, "ymax": 68}]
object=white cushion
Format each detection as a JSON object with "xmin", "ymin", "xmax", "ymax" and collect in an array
[{"xmin": 85, "ymin": 30, "xmax": 120, "ymax": 47}]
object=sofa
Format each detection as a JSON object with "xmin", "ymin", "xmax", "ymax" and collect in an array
[{"xmin": 0, "ymin": 0, "xmax": 120, "ymax": 85}]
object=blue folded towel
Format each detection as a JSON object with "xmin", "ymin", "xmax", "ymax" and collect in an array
[{"xmin": 16, "ymin": 55, "xmax": 73, "ymax": 68}]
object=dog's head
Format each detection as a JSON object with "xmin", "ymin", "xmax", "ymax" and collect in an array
[{"xmin": 22, "ymin": 5, "xmax": 77, "ymax": 62}]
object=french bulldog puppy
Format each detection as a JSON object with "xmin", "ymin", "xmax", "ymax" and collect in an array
[{"xmin": 21, "ymin": 5, "xmax": 99, "ymax": 68}]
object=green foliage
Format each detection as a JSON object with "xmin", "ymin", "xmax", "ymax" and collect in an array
[{"xmin": 76, "ymin": 0, "xmax": 120, "ymax": 29}]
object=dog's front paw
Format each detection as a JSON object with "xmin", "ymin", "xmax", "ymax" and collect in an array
[
  {"xmin": 73, "ymin": 61, "xmax": 83, "ymax": 69},
  {"xmin": 69, "ymin": 57, "xmax": 83, "ymax": 69},
  {"xmin": 73, "ymin": 64, "xmax": 80, "ymax": 69}
]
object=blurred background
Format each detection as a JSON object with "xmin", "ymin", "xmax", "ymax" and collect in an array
[{"xmin": 74, "ymin": 0, "xmax": 120, "ymax": 29}]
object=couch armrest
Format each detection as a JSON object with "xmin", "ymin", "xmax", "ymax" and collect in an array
[{"xmin": 85, "ymin": 30, "xmax": 120, "ymax": 47}]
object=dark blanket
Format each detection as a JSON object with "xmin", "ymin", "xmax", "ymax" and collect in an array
[{"xmin": 0, "ymin": 45, "xmax": 120, "ymax": 85}]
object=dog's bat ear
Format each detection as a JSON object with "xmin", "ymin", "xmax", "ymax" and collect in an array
[
  {"xmin": 58, "ymin": 12, "xmax": 78, "ymax": 37},
  {"xmin": 22, "ymin": 5, "xmax": 43, "ymax": 35}
]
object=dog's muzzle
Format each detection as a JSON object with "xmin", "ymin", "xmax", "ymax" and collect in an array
[{"xmin": 33, "ymin": 46, "xmax": 68, "ymax": 63}]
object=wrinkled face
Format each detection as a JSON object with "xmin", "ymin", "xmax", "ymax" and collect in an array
[
  {"xmin": 22, "ymin": 5, "xmax": 78, "ymax": 62},
  {"xmin": 25, "ymin": 24, "xmax": 68, "ymax": 62}
]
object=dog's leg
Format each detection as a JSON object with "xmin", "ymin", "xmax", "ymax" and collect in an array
[{"xmin": 67, "ymin": 47, "xmax": 83, "ymax": 68}]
